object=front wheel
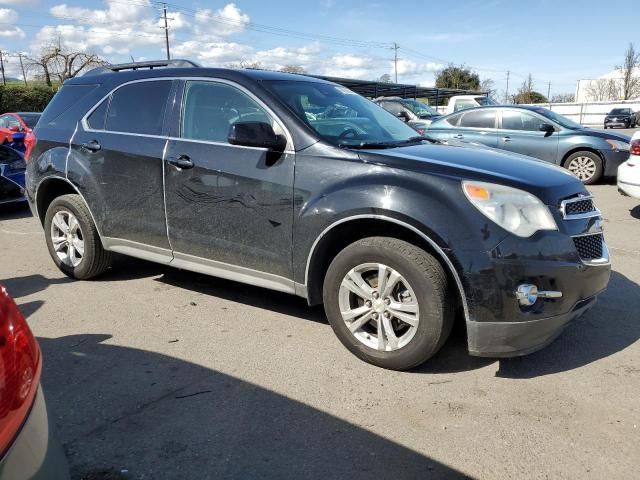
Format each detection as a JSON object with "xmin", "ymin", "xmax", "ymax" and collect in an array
[
  {"xmin": 563, "ymin": 151, "xmax": 603, "ymax": 185},
  {"xmin": 44, "ymin": 194, "xmax": 112, "ymax": 279},
  {"xmin": 323, "ymin": 237, "xmax": 453, "ymax": 370}
]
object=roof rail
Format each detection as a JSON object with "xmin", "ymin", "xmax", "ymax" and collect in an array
[{"xmin": 84, "ymin": 59, "xmax": 201, "ymax": 76}]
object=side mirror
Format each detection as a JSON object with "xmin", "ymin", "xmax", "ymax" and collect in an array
[
  {"xmin": 539, "ymin": 123, "xmax": 554, "ymax": 136},
  {"xmin": 228, "ymin": 122, "xmax": 287, "ymax": 152}
]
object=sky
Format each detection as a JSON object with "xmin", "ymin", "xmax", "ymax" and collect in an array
[{"xmin": 0, "ymin": 0, "xmax": 636, "ymax": 98}]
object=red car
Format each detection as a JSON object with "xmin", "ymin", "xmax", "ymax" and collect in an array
[{"xmin": 0, "ymin": 112, "xmax": 41, "ymax": 160}]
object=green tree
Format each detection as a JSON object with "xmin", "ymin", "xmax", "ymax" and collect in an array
[{"xmin": 435, "ymin": 64, "xmax": 480, "ymax": 90}]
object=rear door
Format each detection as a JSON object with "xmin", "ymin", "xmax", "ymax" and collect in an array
[
  {"xmin": 163, "ymin": 79, "xmax": 295, "ymax": 282},
  {"xmin": 69, "ymin": 79, "xmax": 174, "ymax": 252},
  {"xmin": 498, "ymin": 109, "xmax": 559, "ymax": 163},
  {"xmin": 454, "ymin": 109, "xmax": 498, "ymax": 147}
]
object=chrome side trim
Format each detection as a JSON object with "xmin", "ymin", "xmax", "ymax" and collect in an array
[
  {"xmin": 65, "ymin": 121, "xmax": 79, "ymax": 178},
  {"xmin": 160, "ymin": 139, "xmax": 174, "ymax": 252},
  {"xmin": 171, "ymin": 251, "xmax": 296, "ymax": 294},
  {"xmin": 80, "ymin": 76, "xmax": 295, "ymax": 154},
  {"xmin": 34, "ymin": 175, "xmax": 104, "ymax": 238},
  {"xmin": 304, "ymin": 214, "xmax": 471, "ymax": 322},
  {"xmin": 101, "ymin": 237, "xmax": 173, "ymax": 265}
]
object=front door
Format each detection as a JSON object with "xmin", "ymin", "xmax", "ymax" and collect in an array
[
  {"xmin": 164, "ymin": 80, "xmax": 295, "ymax": 283},
  {"xmin": 454, "ymin": 109, "xmax": 498, "ymax": 148},
  {"xmin": 498, "ymin": 109, "xmax": 559, "ymax": 163}
]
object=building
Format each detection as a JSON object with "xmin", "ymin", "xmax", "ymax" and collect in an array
[{"xmin": 575, "ymin": 67, "xmax": 640, "ymax": 102}]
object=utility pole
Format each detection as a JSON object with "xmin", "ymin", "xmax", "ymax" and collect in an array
[
  {"xmin": 0, "ymin": 51, "xmax": 5, "ymax": 86},
  {"xmin": 547, "ymin": 80, "xmax": 551, "ymax": 107},
  {"xmin": 392, "ymin": 42, "xmax": 399, "ymax": 83},
  {"xmin": 505, "ymin": 70, "xmax": 510, "ymax": 103},
  {"xmin": 162, "ymin": 3, "xmax": 171, "ymax": 61},
  {"xmin": 18, "ymin": 53, "xmax": 27, "ymax": 86}
]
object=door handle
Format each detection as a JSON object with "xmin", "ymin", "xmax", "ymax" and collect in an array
[
  {"xmin": 167, "ymin": 154, "xmax": 194, "ymax": 169},
  {"xmin": 502, "ymin": 136, "xmax": 511, "ymax": 142},
  {"xmin": 81, "ymin": 140, "xmax": 101, "ymax": 152},
  {"xmin": 453, "ymin": 134, "xmax": 464, "ymax": 139}
]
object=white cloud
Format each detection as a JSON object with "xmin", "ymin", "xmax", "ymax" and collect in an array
[
  {"xmin": 395, "ymin": 58, "xmax": 442, "ymax": 76},
  {"xmin": 50, "ymin": 0, "xmax": 152, "ymax": 25},
  {"xmin": 0, "ymin": 8, "xmax": 25, "ymax": 38},
  {"xmin": 193, "ymin": 3, "xmax": 250, "ymax": 41}
]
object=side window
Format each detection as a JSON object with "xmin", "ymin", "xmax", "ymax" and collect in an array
[
  {"xmin": 502, "ymin": 110, "xmax": 543, "ymax": 131},
  {"xmin": 444, "ymin": 112, "xmax": 463, "ymax": 126},
  {"xmin": 381, "ymin": 102, "xmax": 403, "ymax": 116},
  {"xmin": 181, "ymin": 81, "xmax": 272, "ymax": 143},
  {"xmin": 6, "ymin": 116, "xmax": 21, "ymax": 129},
  {"xmin": 459, "ymin": 110, "xmax": 496, "ymax": 128},
  {"xmin": 105, "ymin": 81, "xmax": 172, "ymax": 135},
  {"xmin": 87, "ymin": 99, "xmax": 109, "ymax": 130},
  {"xmin": 454, "ymin": 100, "xmax": 475, "ymax": 112},
  {"xmin": 0, "ymin": 115, "xmax": 8, "ymax": 128}
]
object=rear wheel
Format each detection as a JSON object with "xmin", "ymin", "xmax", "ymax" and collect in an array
[
  {"xmin": 323, "ymin": 237, "xmax": 453, "ymax": 370},
  {"xmin": 563, "ymin": 151, "xmax": 603, "ymax": 185},
  {"xmin": 44, "ymin": 194, "xmax": 111, "ymax": 279}
]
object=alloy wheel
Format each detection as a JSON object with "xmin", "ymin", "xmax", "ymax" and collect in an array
[
  {"xmin": 50, "ymin": 210, "xmax": 85, "ymax": 267},
  {"xmin": 567, "ymin": 156, "xmax": 597, "ymax": 182},
  {"xmin": 338, "ymin": 263, "xmax": 419, "ymax": 351}
]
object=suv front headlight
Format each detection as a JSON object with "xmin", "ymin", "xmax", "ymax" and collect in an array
[{"xmin": 462, "ymin": 181, "xmax": 557, "ymax": 237}]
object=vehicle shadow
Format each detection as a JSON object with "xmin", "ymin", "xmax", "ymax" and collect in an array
[
  {"xmin": 1, "ymin": 274, "xmax": 72, "ymax": 299},
  {"xmin": 630, "ymin": 205, "xmax": 640, "ymax": 220},
  {"xmin": 38, "ymin": 334, "xmax": 471, "ymax": 480},
  {"xmin": 496, "ymin": 271, "xmax": 640, "ymax": 378},
  {"xmin": 0, "ymin": 202, "xmax": 32, "ymax": 220}
]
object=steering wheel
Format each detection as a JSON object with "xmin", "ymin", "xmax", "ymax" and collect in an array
[{"xmin": 337, "ymin": 128, "xmax": 360, "ymax": 141}]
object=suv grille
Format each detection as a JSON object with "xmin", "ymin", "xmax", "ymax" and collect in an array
[
  {"xmin": 573, "ymin": 233, "xmax": 604, "ymax": 260},
  {"xmin": 564, "ymin": 198, "xmax": 595, "ymax": 216}
]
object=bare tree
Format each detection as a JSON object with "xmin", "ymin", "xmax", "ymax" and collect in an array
[
  {"xmin": 27, "ymin": 45, "xmax": 104, "ymax": 86},
  {"xmin": 280, "ymin": 65, "xmax": 306, "ymax": 74},
  {"xmin": 617, "ymin": 42, "xmax": 640, "ymax": 100},
  {"xmin": 480, "ymin": 78, "xmax": 496, "ymax": 97},
  {"xmin": 378, "ymin": 73, "xmax": 392, "ymax": 83},
  {"xmin": 551, "ymin": 93, "xmax": 575, "ymax": 103},
  {"xmin": 586, "ymin": 78, "xmax": 622, "ymax": 101}
]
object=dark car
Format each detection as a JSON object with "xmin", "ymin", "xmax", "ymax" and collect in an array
[
  {"xmin": 427, "ymin": 105, "xmax": 630, "ymax": 184},
  {"xmin": 0, "ymin": 145, "xmax": 26, "ymax": 205},
  {"xmin": 373, "ymin": 97, "xmax": 441, "ymax": 135},
  {"xmin": 26, "ymin": 60, "xmax": 610, "ymax": 370},
  {"xmin": 604, "ymin": 108, "xmax": 635, "ymax": 129},
  {"xmin": 0, "ymin": 286, "xmax": 70, "ymax": 479}
]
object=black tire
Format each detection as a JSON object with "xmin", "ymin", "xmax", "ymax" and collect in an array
[
  {"xmin": 44, "ymin": 194, "xmax": 112, "ymax": 279},
  {"xmin": 323, "ymin": 237, "xmax": 454, "ymax": 370},
  {"xmin": 563, "ymin": 150, "xmax": 603, "ymax": 185}
]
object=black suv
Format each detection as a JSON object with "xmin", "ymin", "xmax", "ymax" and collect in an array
[
  {"xmin": 26, "ymin": 60, "xmax": 611, "ymax": 370},
  {"xmin": 604, "ymin": 108, "xmax": 636, "ymax": 129},
  {"xmin": 373, "ymin": 97, "xmax": 441, "ymax": 135}
]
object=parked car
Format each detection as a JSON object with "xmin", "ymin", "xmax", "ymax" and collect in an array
[
  {"xmin": 0, "ymin": 112, "xmax": 41, "ymax": 160},
  {"xmin": 444, "ymin": 94, "xmax": 497, "ymax": 114},
  {"xmin": 0, "ymin": 145, "xmax": 26, "ymax": 205},
  {"xmin": 373, "ymin": 97, "xmax": 441, "ymax": 135},
  {"xmin": 427, "ymin": 105, "xmax": 630, "ymax": 184},
  {"xmin": 618, "ymin": 131, "xmax": 640, "ymax": 199},
  {"xmin": 27, "ymin": 60, "xmax": 610, "ymax": 370},
  {"xmin": 0, "ymin": 286, "xmax": 70, "ymax": 479},
  {"xmin": 604, "ymin": 108, "xmax": 635, "ymax": 129}
]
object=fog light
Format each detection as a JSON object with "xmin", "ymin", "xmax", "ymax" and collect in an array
[{"xmin": 516, "ymin": 284, "xmax": 562, "ymax": 306}]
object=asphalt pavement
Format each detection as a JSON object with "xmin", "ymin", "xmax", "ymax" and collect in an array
[{"xmin": 0, "ymin": 184, "xmax": 638, "ymax": 480}]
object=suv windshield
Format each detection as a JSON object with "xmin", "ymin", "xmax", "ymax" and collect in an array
[
  {"xmin": 610, "ymin": 108, "xmax": 630, "ymax": 115},
  {"xmin": 533, "ymin": 108, "xmax": 582, "ymax": 129},
  {"xmin": 265, "ymin": 80, "xmax": 421, "ymax": 148},
  {"xmin": 400, "ymin": 99, "xmax": 437, "ymax": 117}
]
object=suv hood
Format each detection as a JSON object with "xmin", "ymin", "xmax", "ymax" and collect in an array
[{"xmin": 357, "ymin": 142, "xmax": 584, "ymax": 205}]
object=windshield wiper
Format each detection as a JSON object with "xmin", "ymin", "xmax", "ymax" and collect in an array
[{"xmin": 340, "ymin": 136, "xmax": 428, "ymax": 150}]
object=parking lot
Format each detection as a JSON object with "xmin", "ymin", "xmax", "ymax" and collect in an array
[{"xmin": 0, "ymin": 181, "xmax": 636, "ymax": 480}]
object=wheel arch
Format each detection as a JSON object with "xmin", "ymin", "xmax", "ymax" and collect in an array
[
  {"xmin": 304, "ymin": 215, "xmax": 470, "ymax": 323},
  {"xmin": 35, "ymin": 176, "xmax": 101, "ymax": 238}
]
